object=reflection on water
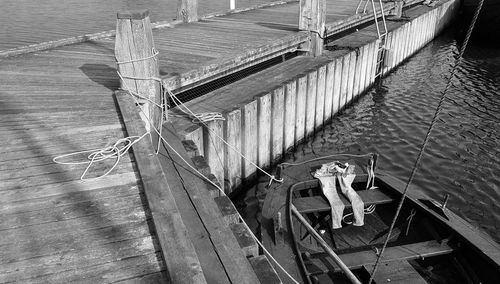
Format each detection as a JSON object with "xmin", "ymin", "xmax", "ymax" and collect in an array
[
  {"xmin": 0, "ymin": 0, "xmax": 271, "ymax": 50},
  {"xmin": 241, "ymin": 28, "xmax": 500, "ymax": 243}
]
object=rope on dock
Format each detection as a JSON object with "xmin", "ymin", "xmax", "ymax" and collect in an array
[
  {"xmin": 167, "ymin": 87, "xmax": 284, "ymax": 184},
  {"xmin": 367, "ymin": 1, "xmax": 485, "ymax": 283},
  {"xmin": 122, "ymin": 82, "xmax": 300, "ymax": 284},
  {"xmin": 54, "ymin": 49, "xmax": 297, "ymax": 282}
]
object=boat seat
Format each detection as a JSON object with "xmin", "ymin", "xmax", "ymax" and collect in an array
[
  {"xmin": 306, "ymin": 240, "xmax": 453, "ymax": 276},
  {"xmin": 293, "ymin": 188, "xmax": 395, "ymax": 214},
  {"xmin": 363, "ymin": 260, "xmax": 427, "ymax": 284}
]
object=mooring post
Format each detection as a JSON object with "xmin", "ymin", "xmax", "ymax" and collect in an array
[
  {"xmin": 299, "ymin": 0, "xmax": 326, "ymax": 56},
  {"xmin": 115, "ymin": 10, "xmax": 162, "ymax": 147},
  {"xmin": 393, "ymin": 0, "xmax": 404, "ymax": 19},
  {"xmin": 177, "ymin": 0, "xmax": 198, "ymax": 23}
]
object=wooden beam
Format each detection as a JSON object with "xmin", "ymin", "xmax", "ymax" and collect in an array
[
  {"xmin": 177, "ymin": 0, "xmax": 198, "ymax": 23},
  {"xmin": 160, "ymin": 123, "xmax": 261, "ymax": 283},
  {"xmin": 299, "ymin": 0, "xmax": 326, "ymax": 56},
  {"xmin": 308, "ymin": 240, "xmax": 454, "ymax": 273},
  {"xmin": 294, "ymin": 188, "xmax": 395, "ymax": 214},
  {"xmin": 364, "ymin": 260, "xmax": 427, "ymax": 283},
  {"xmin": 115, "ymin": 90, "xmax": 206, "ymax": 284},
  {"xmin": 115, "ymin": 10, "xmax": 162, "ymax": 147}
]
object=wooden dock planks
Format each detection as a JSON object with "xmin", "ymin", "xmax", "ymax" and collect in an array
[{"xmin": 0, "ymin": 43, "xmax": 166, "ymax": 282}]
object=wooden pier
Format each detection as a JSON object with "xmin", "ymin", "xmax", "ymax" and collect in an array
[{"xmin": 0, "ymin": 0, "xmax": 459, "ymax": 282}]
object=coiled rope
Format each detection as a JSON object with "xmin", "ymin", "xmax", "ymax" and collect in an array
[{"xmin": 368, "ymin": 1, "xmax": 484, "ymax": 283}]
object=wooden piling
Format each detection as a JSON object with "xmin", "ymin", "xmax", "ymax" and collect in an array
[
  {"xmin": 258, "ymin": 93, "xmax": 272, "ymax": 168},
  {"xmin": 332, "ymin": 56, "xmax": 342, "ymax": 115},
  {"xmin": 315, "ymin": 65, "xmax": 326, "ymax": 128},
  {"xmin": 295, "ymin": 75, "xmax": 308, "ymax": 144},
  {"xmin": 368, "ymin": 40, "xmax": 379, "ymax": 86},
  {"xmin": 340, "ymin": 54, "xmax": 350, "ymax": 109},
  {"xmin": 205, "ymin": 119, "xmax": 225, "ymax": 193},
  {"xmin": 353, "ymin": 46, "xmax": 363, "ymax": 98},
  {"xmin": 177, "ymin": 0, "xmax": 198, "ymax": 23},
  {"xmin": 324, "ymin": 61, "xmax": 335, "ymax": 122},
  {"xmin": 305, "ymin": 71, "xmax": 317, "ymax": 136},
  {"xmin": 359, "ymin": 44, "xmax": 369, "ymax": 92},
  {"xmin": 115, "ymin": 10, "xmax": 161, "ymax": 143},
  {"xmin": 299, "ymin": 0, "xmax": 326, "ymax": 56},
  {"xmin": 243, "ymin": 101, "xmax": 258, "ymax": 179},
  {"xmin": 225, "ymin": 109, "xmax": 242, "ymax": 190},
  {"xmin": 284, "ymin": 81, "xmax": 297, "ymax": 152},
  {"xmin": 347, "ymin": 51, "xmax": 357, "ymax": 103},
  {"xmin": 271, "ymin": 87, "xmax": 285, "ymax": 162}
]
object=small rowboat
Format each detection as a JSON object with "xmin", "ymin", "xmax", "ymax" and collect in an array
[{"xmin": 260, "ymin": 154, "xmax": 500, "ymax": 283}]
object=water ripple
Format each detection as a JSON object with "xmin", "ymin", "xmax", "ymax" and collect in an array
[{"xmin": 286, "ymin": 30, "xmax": 500, "ymax": 242}]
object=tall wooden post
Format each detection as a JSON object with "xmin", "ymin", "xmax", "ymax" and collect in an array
[
  {"xmin": 115, "ymin": 10, "xmax": 162, "ymax": 147},
  {"xmin": 177, "ymin": 0, "xmax": 198, "ymax": 23},
  {"xmin": 299, "ymin": 0, "xmax": 326, "ymax": 56}
]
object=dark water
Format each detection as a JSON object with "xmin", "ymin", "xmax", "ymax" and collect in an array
[
  {"xmin": 242, "ymin": 28, "xmax": 500, "ymax": 243},
  {"xmin": 0, "ymin": 0, "xmax": 271, "ymax": 50}
]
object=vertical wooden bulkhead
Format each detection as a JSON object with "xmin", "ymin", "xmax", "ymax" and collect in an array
[
  {"xmin": 115, "ymin": 10, "xmax": 162, "ymax": 148},
  {"xmin": 177, "ymin": 0, "xmax": 198, "ymax": 23},
  {"xmin": 225, "ymin": 109, "xmax": 242, "ymax": 191},
  {"xmin": 188, "ymin": 0, "xmax": 460, "ymax": 194}
]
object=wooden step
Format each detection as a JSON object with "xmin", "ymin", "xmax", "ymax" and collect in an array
[
  {"xmin": 294, "ymin": 188, "xmax": 395, "ymax": 214},
  {"xmin": 363, "ymin": 260, "xmax": 427, "ymax": 284},
  {"xmin": 215, "ymin": 195, "xmax": 240, "ymax": 226},
  {"xmin": 306, "ymin": 240, "xmax": 453, "ymax": 275},
  {"xmin": 230, "ymin": 223, "xmax": 259, "ymax": 258},
  {"xmin": 249, "ymin": 255, "xmax": 283, "ymax": 284}
]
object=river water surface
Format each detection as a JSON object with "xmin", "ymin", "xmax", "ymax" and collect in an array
[{"xmin": 240, "ymin": 28, "xmax": 500, "ymax": 243}]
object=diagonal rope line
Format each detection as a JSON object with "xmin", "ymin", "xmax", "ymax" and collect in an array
[{"xmin": 368, "ymin": 1, "xmax": 484, "ymax": 283}]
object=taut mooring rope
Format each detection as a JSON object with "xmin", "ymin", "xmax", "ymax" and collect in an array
[{"xmin": 368, "ymin": 1, "xmax": 485, "ymax": 283}]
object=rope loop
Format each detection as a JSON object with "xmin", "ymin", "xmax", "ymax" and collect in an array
[{"xmin": 116, "ymin": 48, "xmax": 159, "ymax": 65}]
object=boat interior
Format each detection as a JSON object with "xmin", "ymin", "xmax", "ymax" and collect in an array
[{"xmin": 266, "ymin": 156, "xmax": 499, "ymax": 284}]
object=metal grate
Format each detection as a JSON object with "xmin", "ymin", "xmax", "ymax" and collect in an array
[{"xmin": 167, "ymin": 52, "xmax": 298, "ymax": 108}]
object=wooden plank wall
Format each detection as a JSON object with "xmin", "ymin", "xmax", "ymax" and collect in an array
[{"xmin": 179, "ymin": 0, "xmax": 459, "ymax": 193}]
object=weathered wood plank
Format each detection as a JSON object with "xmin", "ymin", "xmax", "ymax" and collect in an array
[
  {"xmin": 339, "ymin": 53, "xmax": 350, "ymax": 110},
  {"xmin": 294, "ymin": 188, "xmax": 395, "ymax": 214},
  {"xmin": 225, "ymin": 109, "xmax": 242, "ymax": 191},
  {"xmin": 284, "ymin": 80, "xmax": 297, "ymax": 152},
  {"xmin": 295, "ymin": 75, "xmax": 308, "ymax": 144},
  {"xmin": 308, "ymin": 240, "xmax": 454, "ymax": 272},
  {"xmin": 258, "ymin": 93, "xmax": 272, "ymax": 169},
  {"xmin": 243, "ymin": 100, "xmax": 258, "ymax": 179},
  {"xmin": 364, "ymin": 260, "xmax": 427, "ymax": 284},
  {"xmin": 324, "ymin": 61, "xmax": 335, "ymax": 122},
  {"xmin": 332, "ymin": 56, "xmax": 342, "ymax": 115},
  {"xmin": 272, "ymin": 87, "xmax": 285, "ymax": 162},
  {"xmin": 305, "ymin": 70, "xmax": 317, "ymax": 137},
  {"xmin": 161, "ymin": 124, "xmax": 260, "ymax": 284},
  {"xmin": 315, "ymin": 65, "xmax": 326, "ymax": 128},
  {"xmin": 115, "ymin": 91, "xmax": 206, "ymax": 284},
  {"xmin": 204, "ymin": 119, "xmax": 225, "ymax": 190}
]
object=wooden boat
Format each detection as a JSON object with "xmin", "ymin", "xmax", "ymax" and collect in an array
[{"xmin": 260, "ymin": 154, "xmax": 500, "ymax": 283}]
